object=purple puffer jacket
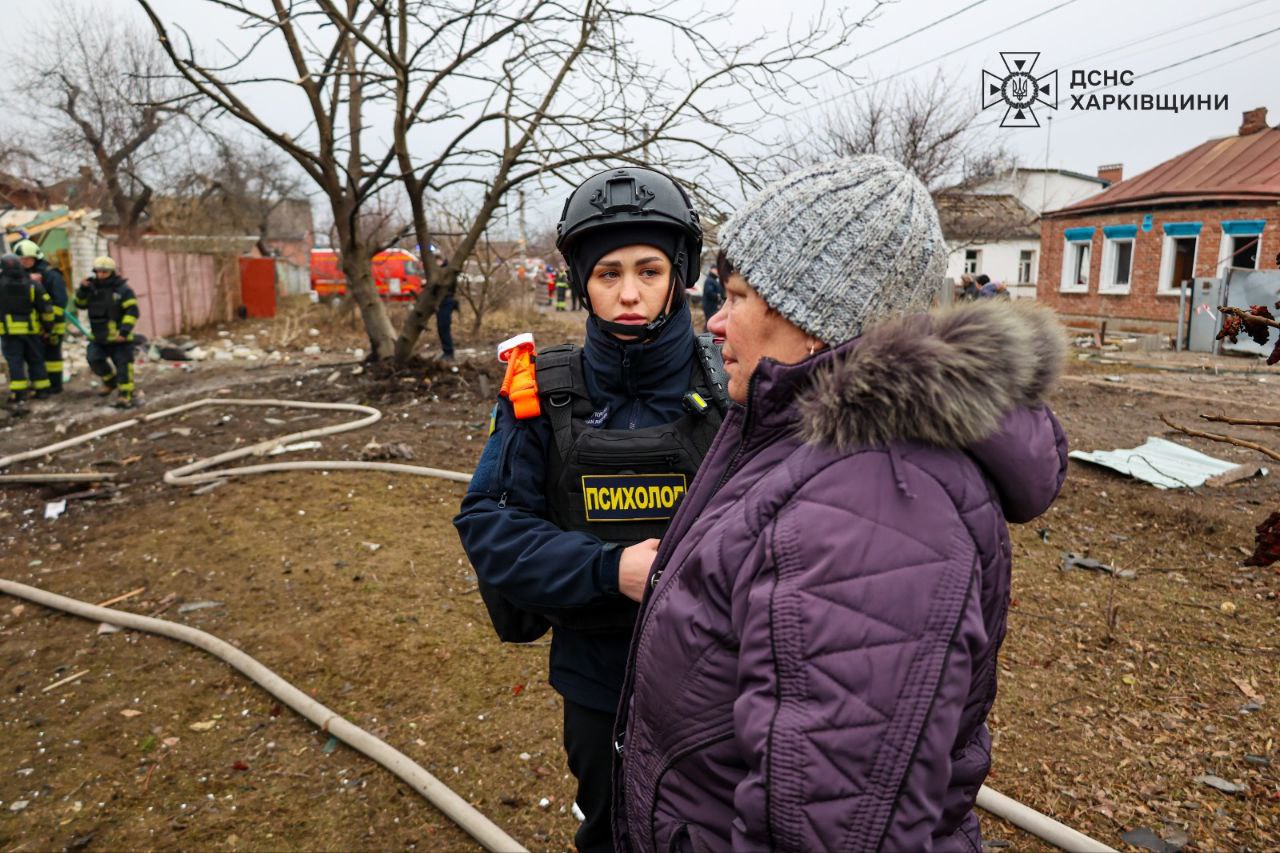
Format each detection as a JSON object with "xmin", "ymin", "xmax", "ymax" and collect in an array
[{"xmin": 614, "ymin": 301, "xmax": 1068, "ymax": 853}]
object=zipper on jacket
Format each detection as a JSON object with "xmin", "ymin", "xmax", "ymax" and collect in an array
[{"xmin": 577, "ymin": 450, "xmax": 681, "ymax": 467}]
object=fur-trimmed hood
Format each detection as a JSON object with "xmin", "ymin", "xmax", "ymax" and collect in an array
[{"xmin": 797, "ymin": 300, "xmax": 1064, "ymax": 451}]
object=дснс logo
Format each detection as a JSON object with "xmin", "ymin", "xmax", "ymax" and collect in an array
[{"xmin": 982, "ymin": 52, "xmax": 1057, "ymax": 128}]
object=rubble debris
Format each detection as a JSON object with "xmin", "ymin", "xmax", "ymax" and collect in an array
[
  {"xmin": 41, "ymin": 669, "xmax": 90, "ymax": 692},
  {"xmin": 1060, "ymin": 551, "xmax": 1136, "ymax": 579},
  {"xmin": 1193, "ymin": 774, "xmax": 1246, "ymax": 794},
  {"xmin": 96, "ymin": 622, "xmax": 123, "ymax": 635},
  {"xmin": 178, "ymin": 600, "xmax": 225, "ymax": 614},
  {"xmin": 44, "ymin": 500, "xmax": 67, "ymax": 520},
  {"xmin": 359, "ymin": 441, "xmax": 415, "ymax": 461},
  {"xmin": 1069, "ymin": 437, "xmax": 1268, "ymax": 490}
]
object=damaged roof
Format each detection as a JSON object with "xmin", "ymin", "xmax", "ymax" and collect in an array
[
  {"xmin": 934, "ymin": 193, "xmax": 1039, "ymax": 241},
  {"xmin": 1050, "ymin": 124, "xmax": 1280, "ymax": 216}
]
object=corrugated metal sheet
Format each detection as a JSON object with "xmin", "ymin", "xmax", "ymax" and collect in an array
[
  {"xmin": 1049, "ymin": 126, "xmax": 1280, "ymax": 216},
  {"xmin": 1070, "ymin": 437, "xmax": 1266, "ymax": 489}
]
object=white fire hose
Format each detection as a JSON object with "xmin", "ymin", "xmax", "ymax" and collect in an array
[{"xmin": 0, "ymin": 398, "xmax": 1116, "ymax": 852}]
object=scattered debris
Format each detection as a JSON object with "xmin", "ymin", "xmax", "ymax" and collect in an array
[
  {"xmin": 96, "ymin": 587, "xmax": 146, "ymax": 608},
  {"xmin": 1244, "ymin": 754, "xmax": 1271, "ymax": 766},
  {"xmin": 1120, "ymin": 827, "xmax": 1187, "ymax": 853},
  {"xmin": 1060, "ymin": 551, "xmax": 1136, "ymax": 579},
  {"xmin": 171, "ymin": 427, "xmax": 193, "ymax": 437},
  {"xmin": 361, "ymin": 542, "xmax": 382, "ymax": 552},
  {"xmin": 43, "ymin": 500, "xmax": 67, "ymax": 520},
  {"xmin": 178, "ymin": 600, "xmax": 225, "ymax": 614},
  {"xmin": 188, "ymin": 720, "xmax": 217, "ymax": 732},
  {"xmin": 120, "ymin": 709, "xmax": 143, "ymax": 718},
  {"xmin": 96, "ymin": 622, "xmax": 123, "ymax": 635},
  {"xmin": 1069, "ymin": 437, "xmax": 1268, "ymax": 490},
  {"xmin": 322, "ymin": 736, "xmax": 339, "ymax": 754},
  {"xmin": 359, "ymin": 441, "xmax": 415, "ymax": 461},
  {"xmin": 41, "ymin": 669, "xmax": 90, "ymax": 692},
  {"xmin": 1193, "ymin": 774, "xmax": 1246, "ymax": 794},
  {"xmin": 538, "ymin": 797, "xmax": 550, "ymax": 810},
  {"xmin": 11, "ymin": 604, "xmax": 24, "ymax": 617},
  {"xmin": 303, "ymin": 345, "xmax": 322, "ymax": 356},
  {"xmin": 9, "ymin": 799, "xmax": 29, "ymax": 812}
]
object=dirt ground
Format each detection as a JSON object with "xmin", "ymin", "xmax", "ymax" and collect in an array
[{"xmin": 1, "ymin": 301, "xmax": 1278, "ymax": 852}]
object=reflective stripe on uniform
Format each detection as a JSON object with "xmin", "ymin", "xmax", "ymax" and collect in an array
[{"xmin": 9, "ymin": 378, "xmax": 30, "ymax": 391}]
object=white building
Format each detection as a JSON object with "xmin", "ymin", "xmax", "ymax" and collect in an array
[{"xmin": 938, "ymin": 167, "xmax": 1111, "ymax": 299}]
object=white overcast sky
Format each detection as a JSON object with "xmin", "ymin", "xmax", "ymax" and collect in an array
[{"xmin": 7, "ymin": 0, "xmax": 1280, "ymax": 229}]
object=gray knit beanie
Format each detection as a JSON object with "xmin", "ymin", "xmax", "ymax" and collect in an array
[{"xmin": 718, "ymin": 155, "xmax": 947, "ymax": 345}]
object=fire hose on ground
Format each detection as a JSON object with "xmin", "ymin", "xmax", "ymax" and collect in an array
[{"xmin": 0, "ymin": 398, "xmax": 1117, "ymax": 852}]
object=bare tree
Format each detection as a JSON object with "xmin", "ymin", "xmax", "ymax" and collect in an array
[
  {"xmin": 135, "ymin": 0, "xmax": 877, "ymax": 362},
  {"xmin": 12, "ymin": 2, "xmax": 192, "ymax": 243},
  {"xmin": 156, "ymin": 134, "xmax": 308, "ymax": 253},
  {"xmin": 800, "ymin": 75, "xmax": 1012, "ymax": 192}
]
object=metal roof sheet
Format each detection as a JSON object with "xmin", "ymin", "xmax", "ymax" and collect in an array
[
  {"xmin": 1069, "ymin": 436, "xmax": 1268, "ymax": 489},
  {"xmin": 1049, "ymin": 126, "xmax": 1280, "ymax": 216}
]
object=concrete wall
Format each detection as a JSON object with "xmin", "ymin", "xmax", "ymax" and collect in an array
[{"xmin": 1035, "ymin": 203, "xmax": 1280, "ymax": 332}]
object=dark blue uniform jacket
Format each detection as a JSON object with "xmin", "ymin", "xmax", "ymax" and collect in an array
[{"xmin": 454, "ymin": 302, "xmax": 696, "ymax": 713}]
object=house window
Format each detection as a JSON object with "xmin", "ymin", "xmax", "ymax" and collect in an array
[
  {"xmin": 963, "ymin": 249, "xmax": 981, "ymax": 275},
  {"xmin": 1221, "ymin": 219, "xmax": 1265, "ymax": 271},
  {"xmin": 1018, "ymin": 250, "xmax": 1036, "ymax": 284},
  {"xmin": 1158, "ymin": 222, "xmax": 1201, "ymax": 294},
  {"xmin": 1060, "ymin": 226, "xmax": 1094, "ymax": 293},
  {"xmin": 1229, "ymin": 234, "xmax": 1259, "ymax": 269},
  {"xmin": 1100, "ymin": 224, "xmax": 1137, "ymax": 293}
]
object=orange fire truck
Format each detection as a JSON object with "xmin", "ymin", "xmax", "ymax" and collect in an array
[{"xmin": 310, "ymin": 248, "xmax": 426, "ymax": 301}]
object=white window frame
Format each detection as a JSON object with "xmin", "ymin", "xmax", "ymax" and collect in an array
[
  {"xmin": 1220, "ymin": 231, "xmax": 1262, "ymax": 270},
  {"xmin": 1099, "ymin": 236, "xmax": 1135, "ymax": 294},
  {"xmin": 1060, "ymin": 238, "xmax": 1091, "ymax": 293},
  {"xmin": 1017, "ymin": 249, "xmax": 1037, "ymax": 284},
  {"xmin": 963, "ymin": 248, "xmax": 981, "ymax": 275},
  {"xmin": 1157, "ymin": 234, "xmax": 1199, "ymax": 295}
]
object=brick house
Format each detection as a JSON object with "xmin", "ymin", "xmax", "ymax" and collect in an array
[{"xmin": 1037, "ymin": 107, "xmax": 1280, "ymax": 334}]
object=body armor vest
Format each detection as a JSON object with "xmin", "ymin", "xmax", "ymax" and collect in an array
[
  {"xmin": 539, "ymin": 333, "xmax": 726, "ymax": 634},
  {"xmin": 480, "ymin": 333, "xmax": 729, "ymax": 641},
  {"xmin": 85, "ymin": 280, "xmax": 128, "ymax": 341},
  {"xmin": 0, "ymin": 277, "xmax": 41, "ymax": 335}
]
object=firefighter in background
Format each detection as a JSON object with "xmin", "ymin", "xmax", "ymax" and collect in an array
[
  {"xmin": 74, "ymin": 256, "xmax": 140, "ymax": 408},
  {"xmin": 14, "ymin": 240, "xmax": 68, "ymax": 393},
  {"xmin": 455, "ymin": 167, "xmax": 728, "ymax": 853},
  {"xmin": 0, "ymin": 252, "xmax": 55, "ymax": 406}
]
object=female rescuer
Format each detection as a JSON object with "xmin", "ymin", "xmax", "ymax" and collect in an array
[{"xmin": 454, "ymin": 167, "xmax": 728, "ymax": 853}]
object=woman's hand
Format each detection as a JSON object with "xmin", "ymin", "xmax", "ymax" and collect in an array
[{"xmin": 618, "ymin": 538, "xmax": 661, "ymax": 602}]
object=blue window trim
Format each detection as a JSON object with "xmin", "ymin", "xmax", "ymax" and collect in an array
[
  {"xmin": 1222, "ymin": 219, "xmax": 1265, "ymax": 236},
  {"xmin": 1063, "ymin": 226, "xmax": 1095, "ymax": 242},
  {"xmin": 1103, "ymin": 224, "xmax": 1138, "ymax": 240},
  {"xmin": 1162, "ymin": 222, "xmax": 1202, "ymax": 237}
]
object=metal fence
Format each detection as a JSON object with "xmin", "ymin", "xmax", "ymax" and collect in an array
[{"xmin": 108, "ymin": 244, "xmax": 232, "ymax": 339}]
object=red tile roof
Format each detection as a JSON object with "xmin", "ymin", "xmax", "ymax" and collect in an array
[{"xmin": 1049, "ymin": 125, "xmax": 1280, "ymax": 216}]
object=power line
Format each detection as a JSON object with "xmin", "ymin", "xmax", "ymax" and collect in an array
[
  {"xmin": 1060, "ymin": 0, "xmax": 1273, "ymax": 68},
  {"xmin": 774, "ymin": 0, "xmax": 1083, "ymax": 122},
  {"xmin": 775, "ymin": 0, "xmax": 998, "ymax": 102}
]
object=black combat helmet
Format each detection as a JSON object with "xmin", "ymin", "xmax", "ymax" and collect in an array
[
  {"xmin": 0, "ymin": 253, "xmax": 23, "ymax": 276},
  {"xmin": 556, "ymin": 167, "xmax": 702, "ymax": 340}
]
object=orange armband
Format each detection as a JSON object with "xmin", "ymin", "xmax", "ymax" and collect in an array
[{"xmin": 497, "ymin": 332, "xmax": 541, "ymax": 420}]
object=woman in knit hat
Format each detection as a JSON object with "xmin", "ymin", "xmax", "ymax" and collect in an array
[
  {"xmin": 612, "ymin": 155, "xmax": 1068, "ymax": 852},
  {"xmin": 456, "ymin": 167, "xmax": 729, "ymax": 853}
]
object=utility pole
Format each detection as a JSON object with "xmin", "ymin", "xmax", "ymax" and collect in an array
[
  {"xmin": 1040, "ymin": 114, "xmax": 1053, "ymax": 213},
  {"xmin": 517, "ymin": 188, "xmax": 528, "ymax": 255}
]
